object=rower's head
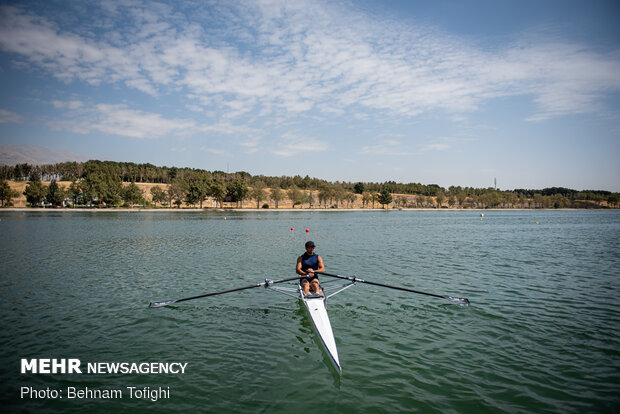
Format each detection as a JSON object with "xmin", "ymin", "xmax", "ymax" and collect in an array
[{"xmin": 305, "ymin": 241, "xmax": 316, "ymax": 253}]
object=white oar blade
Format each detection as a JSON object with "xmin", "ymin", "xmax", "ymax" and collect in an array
[
  {"xmin": 149, "ymin": 300, "xmax": 177, "ymax": 308},
  {"xmin": 446, "ymin": 296, "xmax": 470, "ymax": 306}
]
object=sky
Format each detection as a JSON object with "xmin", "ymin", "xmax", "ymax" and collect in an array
[{"xmin": 0, "ymin": 0, "xmax": 619, "ymax": 191}]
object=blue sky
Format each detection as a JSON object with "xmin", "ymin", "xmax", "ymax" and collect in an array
[{"xmin": 0, "ymin": 0, "xmax": 619, "ymax": 191}]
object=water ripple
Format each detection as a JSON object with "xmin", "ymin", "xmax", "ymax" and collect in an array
[{"xmin": 1, "ymin": 210, "xmax": 619, "ymax": 413}]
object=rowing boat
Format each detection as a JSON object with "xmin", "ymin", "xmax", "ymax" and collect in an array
[
  {"xmin": 149, "ymin": 272, "xmax": 469, "ymax": 374},
  {"xmin": 298, "ymin": 285, "xmax": 341, "ymax": 373}
]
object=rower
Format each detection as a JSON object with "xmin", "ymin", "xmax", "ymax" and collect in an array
[{"xmin": 296, "ymin": 241, "xmax": 325, "ymax": 297}]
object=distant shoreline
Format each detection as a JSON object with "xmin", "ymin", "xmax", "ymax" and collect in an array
[
  {"xmin": 5, "ymin": 179, "xmax": 617, "ymax": 209},
  {"xmin": 0, "ymin": 207, "xmax": 603, "ymax": 213}
]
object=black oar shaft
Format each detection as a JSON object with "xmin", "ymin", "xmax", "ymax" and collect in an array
[
  {"xmin": 316, "ymin": 271, "xmax": 468, "ymax": 304},
  {"xmin": 355, "ymin": 279, "xmax": 446, "ymax": 300},
  {"xmin": 150, "ymin": 276, "xmax": 301, "ymax": 307},
  {"xmin": 175, "ymin": 283, "xmax": 264, "ymax": 303}
]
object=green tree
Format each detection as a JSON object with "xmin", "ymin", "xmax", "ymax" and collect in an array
[
  {"xmin": 317, "ymin": 188, "xmax": 328, "ymax": 207},
  {"xmin": 551, "ymin": 193, "xmax": 568, "ymax": 209},
  {"xmin": 150, "ymin": 186, "xmax": 166, "ymax": 207},
  {"xmin": 354, "ymin": 182, "xmax": 365, "ymax": 194},
  {"xmin": 333, "ymin": 186, "xmax": 346, "ymax": 208},
  {"xmin": 167, "ymin": 178, "xmax": 188, "ymax": 208},
  {"xmin": 436, "ymin": 192, "xmax": 445, "ymax": 208},
  {"xmin": 345, "ymin": 192, "xmax": 356, "ymax": 208},
  {"xmin": 28, "ymin": 166, "xmax": 42, "ymax": 181},
  {"xmin": 46, "ymin": 179, "xmax": 65, "ymax": 207},
  {"xmin": 82, "ymin": 167, "xmax": 122, "ymax": 207},
  {"xmin": 186, "ymin": 179, "xmax": 210, "ymax": 208},
  {"xmin": 302, "ymin": 191, "xmax": 315, "ymax": 208},
  {"xmin": 67, "ymin": 181, "xmax": 82, "ymax": 206},
  {"xmin": 488, "ymin": 192, "xmax": 501, "ymax": 208},
  {"xmin": 103, "ymin": 178, "xmax": 123, "ymax": 206},
  {"xmin": 317, "ymin": 185, "xmax": 334, "ymax": 208},
  {"xmin": 362, "ymin": 192, "xmax": 372, "ymax": 208},
  {"xmin": 371, "ymin": 192, "xmax": 378, "ymax": 208},
  {"xmin": 287, "ymin": 186, "xmax": 302, "ymax": 208},
  {"xmin": 397, "ymin": 196, "xmax": 408, "ymax": 208},
  {"xmin": 448, "ymin": 195, "xmax": 456, "ymax": 208},
  {"xmin": 123, "ymin": 182, "xmax": 144, "ymax": 207},
  {"xmin": 227, "ymin": 179, "xmax": 249, "ymax": 208},
  {"xmin": 13, "ymin": 163, "xmax": 32, "ymax": 181},
  {"xmin": 250, "ymin": 184, "xmax": 266, "ymax": 208},
  {"xmin": 378, "ymin": 189, "xmax": 392, "ymax": 208},
  {"xmin": 82, "ymin": 173, "xmax": 104, "ymax": 207},
  {"xmin": 0, "ymin": 179, "xmax": 19, "ymax": 206},
  {"xmin": 24, "ymin": 177, "xmax": 47, "ymax": 207},
  {"xmin": 416, "ymin": 195, "xmax": 426, "ymax": 208},
  {"xmin": 210, "ymin": 180, "xmax": 227, "ymax": 208},
  {"xmin": 165, "ymin": 186, "xmax": 174, "ymax": 208},
  {"xmin": 270, "ymin": 187, "xmax": 284, "ymax": 208},
  {"xmin": 456, "ymin": 192, "xmax": 467, "ymax": 208}
]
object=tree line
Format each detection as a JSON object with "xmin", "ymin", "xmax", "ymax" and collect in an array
[{"xmin": 0, "ymin": 160, "xmax": 618, "ymax": 208}]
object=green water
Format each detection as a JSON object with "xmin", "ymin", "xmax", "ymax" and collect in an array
[{"xmin": 1, "ymin": 210, "xmax": 619, "ymax": 413}]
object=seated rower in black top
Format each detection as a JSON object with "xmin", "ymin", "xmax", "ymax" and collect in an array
[{"xmin": 296, "ymin": 241, "xmax": 325, "ymax": 297}]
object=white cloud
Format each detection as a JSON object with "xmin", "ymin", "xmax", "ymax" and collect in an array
[
  {"xmin": 0, "ymin": 109, "xmax": 22, "ymax": 123},
  {"xmin": 185, "ymin": 104, "xmax": 203, "ymax": 113},
  {"xmin": 361, "ymin": 138, "xmax": 453, "ymax": 156},
  {"xmin": 420, "ymin": 143, "xmax": 451, "ymax": 152},
  {"xmin": 92, "ymin": 104, "xmax": 195, "ymax": 138},
  {"xmin": 201, "ymin": 147, "xmax": 232, "ymax": 157},
  {"xmin": 271, "ymin": 132, "xmax": 329, "ymax": 157},
  {"xmin": 48, "ymin": 103, "xmax": 195, "ymax": 139},
  {"xmin": 124, "ymin": 78, "xmax": 158, "ymax": 96},
  {"xmin": 360, "ymin": 139, "xmax": 405, "ymax": 156},
  {"xmin": 51, "ymin": 100, "xmax": 84, "ymax": 110},
  {"xmin": 1, "ymin": 0, "xmax": 619, "ymax": 131},
  {"xmin": 195, "ymin": 121, "xmax": 257, "ymax": 137},
  {"xmin": 0, "ymin": 6, "xmax": 129, "ymax": 85}
]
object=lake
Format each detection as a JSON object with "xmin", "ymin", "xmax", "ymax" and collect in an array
[{"xmin": 1, "ymin": 209, "xmax": 619, "ymax": 413}]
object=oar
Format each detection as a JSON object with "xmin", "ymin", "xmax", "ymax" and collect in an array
[
  {"xmin": 316, "ymin": 271, "xmax": 470, "ymax": 305},
  {"xmin": 149, "ymin": 276, "xmax": 301, "ymax": 308}
]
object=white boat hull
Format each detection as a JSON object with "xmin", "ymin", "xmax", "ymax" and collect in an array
[{"xmin": 300, "ymin": 286, "xmax": 341, "ymax": 374}]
